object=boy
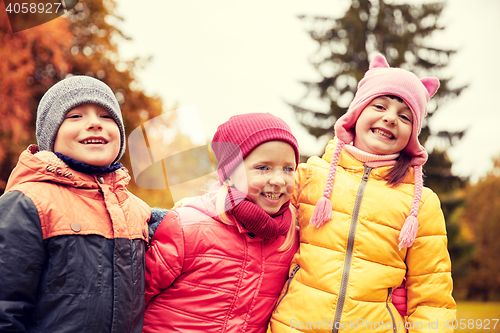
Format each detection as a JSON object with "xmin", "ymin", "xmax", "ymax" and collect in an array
[{"xmin": 0, "ymin": 76, "xmax": 151, "ymax": 332}]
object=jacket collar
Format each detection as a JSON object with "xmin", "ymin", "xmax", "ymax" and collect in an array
[{"xmin": 5, "ymin": 145, "xmax": 130, "ymax": 192}]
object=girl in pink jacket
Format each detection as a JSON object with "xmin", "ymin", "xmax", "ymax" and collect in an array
[{"xmin": 143, "ymin": 113, "xmax": 300, "ymax": 332}]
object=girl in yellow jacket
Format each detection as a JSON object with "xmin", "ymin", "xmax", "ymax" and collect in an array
[{"xmin": 270, "ymin": 54, "xmax": 456, "ymax": 333}]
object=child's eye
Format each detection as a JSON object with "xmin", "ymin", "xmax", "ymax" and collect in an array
[
  {"xmin": 255, "ymin": 165, "xmax": 271, "ymax": 171},
  {"xmin": 399, "ymin": 114, "xmax": 412, "ymax": 122},
  {"xmin": 284, "ymin": 166, "xmax": 295, "ymax": 172},
  {"xmin": 374, "ymin": 104, "xmax": 386, "ymax": 111},
  {"xmin": 100, "ymin": 114, "xmax": 113, "ymax": 119},
  {"xmin": 66, "ymin": 114, "xmax": 81, "ymax": 119}
]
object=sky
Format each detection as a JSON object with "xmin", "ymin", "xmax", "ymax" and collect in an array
[{"xmin": 115, "ymin": 0, "xmax": 500, "ymax": 183}]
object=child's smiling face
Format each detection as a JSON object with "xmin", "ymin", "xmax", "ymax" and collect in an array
[
  {"xmin": 353, "ymin": 96, "xmax": 413, "ymax": 155},
  {"xmin": 54, "ymin": 103, "xmax": 120, "ymax": 167},
  {"xmin": 229, "ymin": 141, "xmax": 296, "ymax": 215}
]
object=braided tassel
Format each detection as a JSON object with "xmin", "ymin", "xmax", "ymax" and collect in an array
[
  {"xmin": 398, "ymin": 215, "xmax": 418, "ymax": 250},
  {"xmin": 398, "ymin": 165, "xmax": 423, "ymax": 250},
  {"xmin": 309, "ymin": 196, "xmax": 333, "ymax": 228},
  {"xmin": 309, "ymin": 141, "xmax": 345, "ymax": 228}
]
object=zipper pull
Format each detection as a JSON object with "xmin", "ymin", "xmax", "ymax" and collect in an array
[
  {"xmin": 290, "ymin": 264, "xmax": 300, "ymax": 278},
  {"xmin": 97, "ymin": 175, "xmax": 104, "ymax": 184},
  {"xmin": 387, "ymin": 287, "xmax": 393, "ymax": 302},
  {"xmin": 362, "ymin": 165, "xmax": 372, "ymax": 181}
]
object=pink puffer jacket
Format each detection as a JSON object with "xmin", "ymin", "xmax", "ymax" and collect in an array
[{"xmin": 143, "ymin": 191, "xmax": 298, "ymax": 333}]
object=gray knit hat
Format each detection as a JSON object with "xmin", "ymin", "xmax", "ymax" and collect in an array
[{"xmin": 36, "ymin": 76, "xmax": 125, "ymax": 164}]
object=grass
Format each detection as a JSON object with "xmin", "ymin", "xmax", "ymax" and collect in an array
[{"xmin": 455, "ymin": 302, "xmax": 500, "ymax": 332}]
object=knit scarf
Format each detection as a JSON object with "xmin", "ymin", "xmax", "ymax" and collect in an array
[
  {"xmin": 344, "ymin": 144, "xmax": 399, "ymax": 167},
  {"xmin": 55, "ymin": 153, "xmax": 123, "ymax": 174},
  {"xmin": 224, "ymin": 187, "xmax": 291, "ymax": 240}
]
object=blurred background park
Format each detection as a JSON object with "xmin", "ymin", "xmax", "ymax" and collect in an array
[{"xmin": 1, "ymin": 0, "xmax": 499, "ymax": 329}]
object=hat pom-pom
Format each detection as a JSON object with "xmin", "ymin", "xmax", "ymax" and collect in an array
[
  {"xmin": 398, "ymin": 215, "xmax": 419, "ymax": 250},
  {"xmin": 309, "ymin": 196, "xmax": 333, "ymax": 228}
]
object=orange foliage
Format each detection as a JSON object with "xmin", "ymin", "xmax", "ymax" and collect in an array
[
  {"xmin": 0, "ymin": 3, "xmax": 73, "ymax": 188},
  {"xmin": 0, "ymin": 0, "xmax": 173, "ymax": 208},
  {"xmin": 461, "ymin": 156, "xmax": 500, "ymax": 300}
]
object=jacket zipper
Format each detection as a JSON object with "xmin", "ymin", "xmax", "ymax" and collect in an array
[
  {"xmin": 332, "ymin": 165, "xmax": 372, "ymax": 333},
  {"xmin": 273, "ymin": 264, "xmax": 300, "ymax": 313},
  {"xmin": 386, "ymin": 287, "xmax": 397, "ymax": 333}
]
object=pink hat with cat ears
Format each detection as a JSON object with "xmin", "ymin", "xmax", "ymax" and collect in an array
[{"xmin": 310, "ymin": 54, "xmax": 440, "ymax": 250}]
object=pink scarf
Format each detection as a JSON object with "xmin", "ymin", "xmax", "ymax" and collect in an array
[{"xmin": 344, "ymin": 144, "xmax": 399, "ymax": 167}]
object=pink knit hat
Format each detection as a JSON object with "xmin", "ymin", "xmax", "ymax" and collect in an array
[
  {"xmin": 310, "ymin": 54, "xmax": 440, "ymax": 250},
  {"xmin": 211, "ymin": 113, "xmax": 299, "ymax": 183}
]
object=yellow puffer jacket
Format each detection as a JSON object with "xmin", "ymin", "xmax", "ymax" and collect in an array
[{"xmin": 270, "ymin": 138, "xmax": 456, "ymax": 333}]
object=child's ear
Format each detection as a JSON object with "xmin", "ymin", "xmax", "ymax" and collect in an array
[{"xmin": 420, "ymin": 77, "xmax": 440, "ymax": 98}]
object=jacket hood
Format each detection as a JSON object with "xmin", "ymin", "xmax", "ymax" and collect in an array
[
  {"xmin": 175, "ymin": 182, "xmax": 239, "ymax": 225},
  {"xmin": 175, "ymin": 185, "xmax": 219, "ymax": 222},
  {"xmin": 5, "ymin": 145, "xmax": 131, "ymax": 192}
]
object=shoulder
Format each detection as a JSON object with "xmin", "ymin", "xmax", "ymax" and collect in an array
[
  {"xmin": 7, "ymin": 179, "xmax": 68, "ymax": 213},
  {"xmin": 157, "ymin": 209, "xmax": 181, "ymax": 229},
  {"xmin": 175, "ymin": 205, "xmax": 223, "ymax": 229},
  {"xmin": 0, "ymin": 190, "xmax": 39, "ymax": 216},
  {"xmin": 151, "ymin": 210, "xmax": 183, "ymax": 245},
  {"xmin": 0, "ymin": 190, "xmax": 42, "ymax": 237},
  {"xmin": 155, "ymin": 206, "xmax": 219, "ymax": 233},
  {"xmin": 172, "ymin": 195, "xmax": 222, "ymax": 227},
  {"xmin": 418, "ymin": 186, "xmax": 439, "ymax": 209},
  {"xmin": 303, "ymin": 156, "xmax": 330, "ymax": 171},
  {"xmin": 156, "ymin": 206, "xmax": 239, "ymax": 250},
  {"xmin": 152, "ymin": 207, "xmax": 226, "ymax": 244},
  {"xmin": 416, "ymin": 188, "xmax": 447, "ymax": 236},
  {"xmin": 295, "ymin": 158, "xmax": 329, "ymax": 186},
  {"xmin": 421, "ymin": 185, "xmax": 438, "ymax": 199}
]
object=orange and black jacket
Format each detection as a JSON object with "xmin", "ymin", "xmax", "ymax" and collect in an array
[{"xmin": 0, "ymin": 146, "xmax": 151, "ymax": 333}]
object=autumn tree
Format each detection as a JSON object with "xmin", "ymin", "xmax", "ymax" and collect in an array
[
  {"xmin": 461, "ymin": 155, "xmax": 500, "ymax": 301},
  {"xmin": 0, "ymin": 1, "xmax": 73, "ymax": 190},
  {"xmin": 460, "ymin": 156, "xmax": 500, "ymax": 301},
  {"xmin": 0, "ymin": 0, "xmax": 177, "ymax": 207}
]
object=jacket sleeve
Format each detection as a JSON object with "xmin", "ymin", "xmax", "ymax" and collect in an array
[
  {"xmin": 144, "ymin": 210, "xmax": 184, "ymax": 306},
  {"xmin": 0, "ymin": 191, "xmax": 45, "ymax": 333},
  {"xmin": 405, "ymin": 191, "xmax": 456, "ymax": 333}
]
